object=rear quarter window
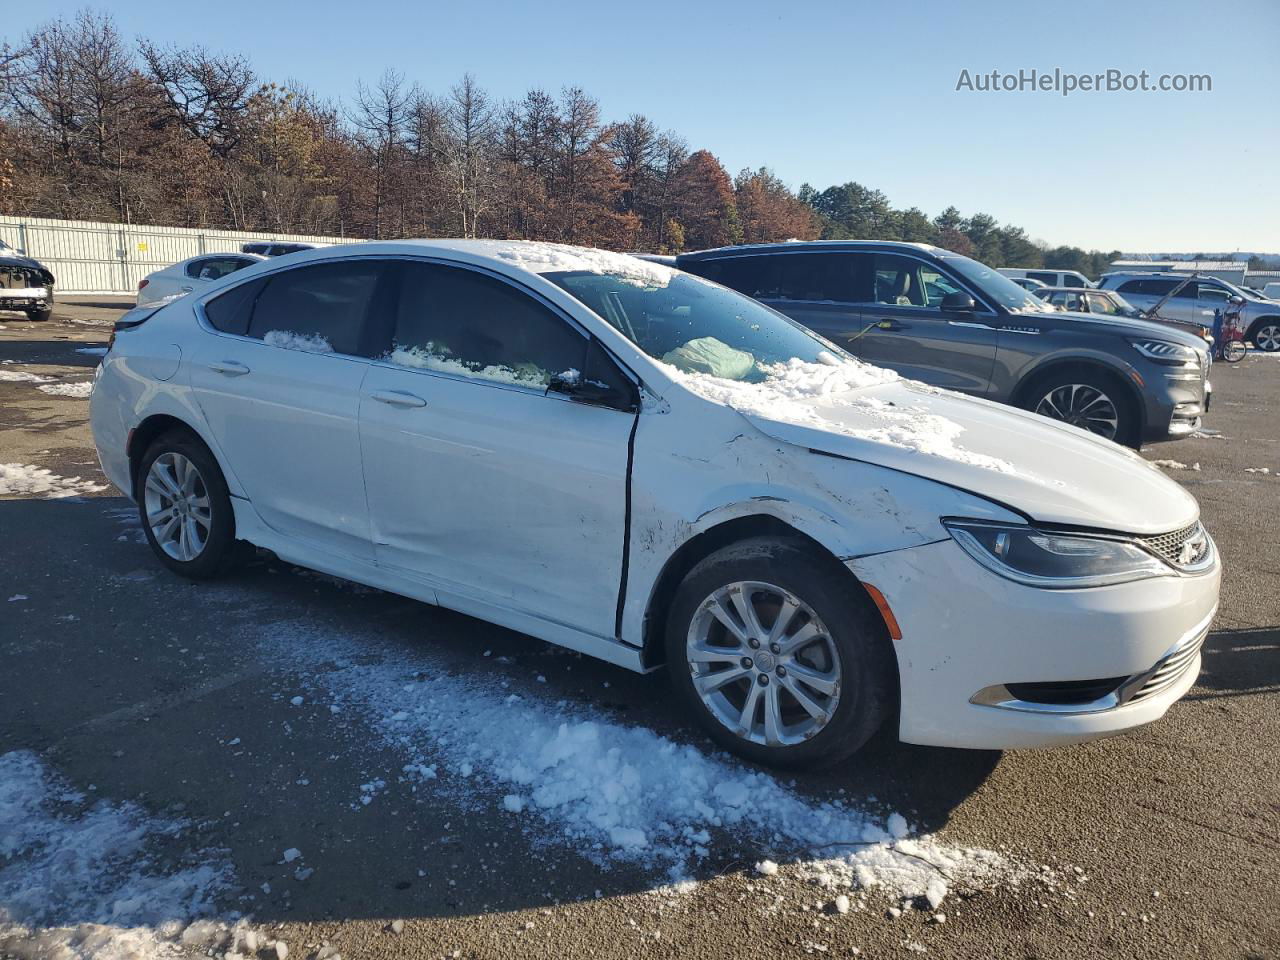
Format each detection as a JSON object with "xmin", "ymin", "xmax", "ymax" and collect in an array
[{"xmin": 203, "ymin": 277, "xmax": 267, "ymax": 336}]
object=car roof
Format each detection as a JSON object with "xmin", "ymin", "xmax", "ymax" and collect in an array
[
  {"xmin": 1038, "ymin": 286, "xmax": 1112, "ymax": 294},
  {"xmin": 675, "ymin": 240, "xmax": 948, "ymax": 261}
]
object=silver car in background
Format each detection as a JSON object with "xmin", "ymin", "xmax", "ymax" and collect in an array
[
  {"xmin": 136, "ymin": 253, "xmax": 264, "ymax": 307},
  {"xmin": 1099, "ymin": 271, "xmax": 1280, "ymax": 352}
]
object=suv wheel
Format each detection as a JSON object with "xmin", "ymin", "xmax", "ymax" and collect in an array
[
  {"xmin": 665, "ymin": 537, "xmax": 895, "ymax": 769},
  {"xmin": 1024, "ymin": 370, "xmax": 1138, "ymax": 448},
  {"xmin": 26, "ymin": 307, "xmax": 52, "ymax": 322},
  {"xmin": 137, "ymin": 432, "xmax": 238, "ymax": 578},
  {"xmin": 1253, "ymin": 321, "xmax": 1280, "ymax": 352}
]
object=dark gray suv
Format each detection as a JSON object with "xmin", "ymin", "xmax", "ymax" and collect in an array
[{"xmin": 675, "ymin": 241, "xmax": 1211, "ymax": 448}]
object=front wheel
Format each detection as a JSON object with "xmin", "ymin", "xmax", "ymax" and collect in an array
[
  {"xmin": 1222, "ymin": 338, "xmax": 1248, "ymax": 363},
  {"xmin": 664, "ymin": 537, "xmax": 895, "ymax": 769},
  {"xmin": 1252, "ymin": 322, "xmax": 1280, "ymax": 352},
  {"xmin": 137, "ymin": 432, "xmax": 238, "ymax": 579},
  {"xmin": 26, "ymin": 307, "xmax": 52, "ymax": 322},
  {"xmin": 1023, "ymin": 370, "xmax": 1139, "ymax": 448}
]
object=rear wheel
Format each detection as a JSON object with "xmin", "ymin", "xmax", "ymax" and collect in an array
[
  {"xmin": 1222, "ymin": 338, "xmax": 1248, "ymax": 363},
  {"xmin": 1252, "ymin": 321, "xmax": 1280, "ymax": 352},
  {"xmin": 26, "ymin": 307, "xmax": 51, "ymax": 322},
  {"xmin": 137, "ymin": 432, "xmax": 238, "ymax": 579},
  {"xmin": 1023, "ymin": 369, "xmax": 1139, "ymax": 448},
  {"xmin": 664, "ymin": 537, "xmax": 895, "ymax": 769}
]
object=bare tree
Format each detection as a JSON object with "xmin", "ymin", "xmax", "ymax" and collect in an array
[
  {"xmin": 349, "ymin": 69, "xmax": 413, "ymax": 238},
  {"xmin": 441, "ymin": 74, "xmax": 496, "ymax": 238},
  {"xmin": 140, "ymin": 40, "xmax": 258, "ymax": 158}
]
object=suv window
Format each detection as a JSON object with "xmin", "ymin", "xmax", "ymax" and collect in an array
[
  {"xmin": 1085, "ymin": 293, "xmax": 1119, "ymax": 314},
  {"xmin": 247, "ymin": 261, "xmax": 382, "ymax": 355},
  {"xmin": 692, "ymin": 256, "xmax": 781, "ymax": 299},
  {"xmin": 1118, "ymin": 277, "xmax": 1178, "ymax": 297},
  {"xmin": 186, "ymin": 256, "xmax": 253, "ymax": 281},
  {"xmin": 1197, "ymin": 286, "xmax": 1230, "ymax": 303},
  {"xmin": 873, "ymin": 254, "xmax": 953, "ymax": 307},
  {"xmin": 1028, "ymin": 271, "xmax": 1058, "ymax": 285},
  {"xmin": 775, "ymin": 253, "xmax": 858, "ymax": 302},
  {"xmin": 386, "ymin": 262, "xmax": 588, "ymax": 390}
]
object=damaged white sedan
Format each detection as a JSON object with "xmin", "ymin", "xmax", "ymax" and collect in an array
[{"xmin": 90, "ymin": 240, "xmax": 1220, "ymax": 767}]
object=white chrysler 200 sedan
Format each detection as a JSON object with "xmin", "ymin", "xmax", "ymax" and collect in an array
[{"xmin": 90, "ymin": 240, "xmax": 1220, "ymax": 768}]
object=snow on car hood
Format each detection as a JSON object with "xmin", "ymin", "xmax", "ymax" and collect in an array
[{"xmin": 672, "ymin": 358, "xmax": 1198, "ymax": 536}]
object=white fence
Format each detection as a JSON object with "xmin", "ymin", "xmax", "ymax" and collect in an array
[{"xmin": 0, "ymin": 216, "xmax": 357, "ymax": 294}]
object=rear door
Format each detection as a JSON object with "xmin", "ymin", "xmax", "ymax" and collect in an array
[
  {"xmin": 357, "ymin": 260, "xmax": 638, "ymax": 639},
  {"xmin": 188, "ymin": 259, "xmax": 387, "ymax": 561},
  {"xmin": 854, "ymin": 253, "xmax": 998, "ymax": 394}
]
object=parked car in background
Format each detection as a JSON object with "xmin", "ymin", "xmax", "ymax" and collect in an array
[
  {"xmin": 241, "ymin": 241, "xmax": 316, "ymax": 257},
  {"xmin": 137, "ymin": 254, "xmax": 265, "ymax": 307},
  {"xmin": 998, "ymin": 267, "xmax": 1095, "ymax": 289},
  {"xmin": 675, "ymin": 241, "xmax": 1210, "ymax": 447},
  {"xmin": 90, "ymin": 240, "xmax": 1220, "ymax": 767},
  {"xmin": 1099, "ymin": 271, "xmax": 1280, "ymax": 352},
  {"xmin": 1008, "ymin": 276, "xmax": 1050, "ymax": 292},
  {"xmin": 1035, "ymin": 286, "xmax": 1214, "ymax": 345},
  {"xmin": 0, "ymin": 237, "xmax": 55, "ymax": 321},
  {"xmin": 1261, "ymin": 282, "xmax": 1280, "ymax": 302}
]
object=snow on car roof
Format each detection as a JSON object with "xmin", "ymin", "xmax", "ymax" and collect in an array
[{"xmin": 384, "ymin": 239, "xmax": 676, "ymax": 284}]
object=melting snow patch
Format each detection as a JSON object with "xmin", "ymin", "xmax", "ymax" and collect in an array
[
  {"xmin": 1151, "ymin": 459, "xmax": 1200, "ymax": 471},
  {"xmin": 262, "ymin": 622, "xmax": 1020, "ymax": 899},
  {"xmin": 0, "ymin": 750, "xmax": 238, "ymax": 960},
  {"xmin": 263, "ymin": 330, "xmax": 333, "ymax": 353},
  {"xmin": 36, "ymin": 381, "xmax": 94, "ymax": 399},
  {"xmin": 0, "ymin": 370, "xmax": 53, "ymax": 383},
  {"xmin": 0, "ymin": 463, "xmax": 108, "ymax": 498},
  {"xmin": 75, "ymin": 347, "xmax": 108, "ymax": 356},
  {"xmin": 667, "ymin": 358, "xmax": 1021, "ymax": 476},
  {"xmin": 1245, "ymin": 467, "xmax": 1271, "ymax": 475}
]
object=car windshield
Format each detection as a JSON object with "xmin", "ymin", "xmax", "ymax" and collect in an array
[
  {"xmin": 940, "ymin": 254, "xmax": 1046, "ymax": 312},
  {"xmin": 544, "ymin": 268, "xmax": 844, "ymax": 382}
]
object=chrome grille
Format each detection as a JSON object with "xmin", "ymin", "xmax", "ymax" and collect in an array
[
  {"xmin": 1140, "ymin": 521, "xmax": 1210, "ymax": 568},
  {"xmin": 1123, "ymin": 628, "xmax": 1207, "ymax": 705}
]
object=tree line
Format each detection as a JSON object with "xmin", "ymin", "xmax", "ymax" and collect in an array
[{"xmin": 0, "ymin": 10, "xmax": 1117, "ymax": 274}]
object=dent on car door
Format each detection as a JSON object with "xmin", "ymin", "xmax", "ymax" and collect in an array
[
  {"xmin": 188, "ymin": 260, "xmax": 386, "ymax": 560},
  {"xmin": 856, "ymin": 254, "xmax": 998, "ymax": 394},
  {"xmin": 357, "ymin": 260, "xmax": 638, "ymax": 640}
]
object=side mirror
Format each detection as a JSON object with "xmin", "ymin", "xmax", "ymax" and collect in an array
[
  {"xmin": 941, "ymin": 291, "xmax": 977, "ymax": 312},
  {"xmin": 1228, "ymin": 295, "xmax": 1245, "ymax": 306}
]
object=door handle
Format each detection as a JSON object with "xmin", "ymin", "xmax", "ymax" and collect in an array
[
  {"xmin": 876, "ymin": 319, "xmax": 906, "ymax": 331},
  {"xmin": 208, "ymin": 360, "xmax": 250, "ymax": 376},
  {"xmin": 369, "ymin": 389, "xmax": 427, "ymax": 408},
  {"xmin": 180, "ymin": 285, "xmax": 194, "ymax": 292}
]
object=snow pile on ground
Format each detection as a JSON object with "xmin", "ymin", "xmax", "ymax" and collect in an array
[
  {"xmin": 37, "ymin": 381, "xmax": 94, "ymax": 399},
  {"xmin": 1245, "ymin": 467, "xmax": 1271, "ymax": 475},
  {"xmin": 668, "ymin": 355, "xmax": 1019, "ymax": 475},
  {"xmin": 0, "ymin": 750, "xmax": 237, "ymax": 960},
  {"xmin": 263, "ymin": 330, "xmax": 333, "ymax": 353},
  {"xmin": 263, "ymin": 622, "xmax": 1016, "ymax": 901},
  {"xmin": 388, "ymin": 345, "xmax": 549, "ymax": 388},
  {"xmin": 0, "ymin": 370, "xmax": 53, "ymax": 383},
  {"xmin": 1151, "ymin": 459, "xmax": 1200, "ymax": 472},
  {"xmin": 461, "ymin": 240, "xmax": 675, "ymax": 287},
  {"xmin": 0, "ymin": 463, "xmax": 108, "ymax": 498}
]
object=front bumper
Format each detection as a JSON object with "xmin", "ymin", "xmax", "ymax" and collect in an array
[
  {"xmin": 0, "ymin": 289, "xmax": 49, "ymax": 312},
  {"xmin": 849, "ymin": 537, "xmax": 1221, "ymax": 750},
  {"xmin": 1142, "ymin": 356, "xmax": 1210, "ymax": 442}
]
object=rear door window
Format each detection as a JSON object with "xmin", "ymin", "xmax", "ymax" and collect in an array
[
  {"xmin": 775, "ymin": 253, "xmax": 858, "ymax": 302},
  {"xmin": 1028, "ymin": 271, "xmax": 1058, "ymax": 285},
  {"xmin": 1119, "ymin": 278, "xmax": 1178, "ymax": 297},
  {"xmin": 247, "ymin": 261, "xmax": 383, "ymax": 356}
]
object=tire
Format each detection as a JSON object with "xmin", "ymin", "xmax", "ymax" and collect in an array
[
  {"xmin": 1222, "ymin": 338, "xmax": 1248, "ymax": 364},
  {"xmin": 1021, "ymin": 368, "xmax": 1139, "ymax": 448},
  {"xmin": 1251, "ymin": 321, "xmax": 1280, "ymax": 353},
  {"xmin": 26, "ymin": 307, "xmax": 52, "ymax": 322},
  {"xmin": 136, "ymin": 431, "xmax": 238, "ymax": 579},
  {"xmin": 664, "ymin": 536, "xmax": 896, "ymax": 769}
]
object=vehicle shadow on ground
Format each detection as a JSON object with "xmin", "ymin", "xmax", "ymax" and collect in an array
[
  {"xmin": 1187, "ymin": 626, "xmax": 1280, "ymax": 701},
  {"xmin": 0, "ymin": 337, "xmax": 106, "ymax": 369},
  {"xmin": 0, "ymin": 495, "xmax": 1000, "ymax": 928}
]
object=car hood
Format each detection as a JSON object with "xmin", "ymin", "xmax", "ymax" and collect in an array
[
  {"xmin": 0, "ymin": 252, "xmax": 54, "ymax": 281},
  {"xmin": 736, "ymin": 379, "xmax": 1199, "ymax": 536},
  {"xmin": 1036, "ymin": 309, "xmax": 1210, "ymax": 343}
]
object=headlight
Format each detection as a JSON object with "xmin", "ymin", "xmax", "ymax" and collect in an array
[
  {"xmin": 943, "ymin": 519, "xmax": 1169, "ymax": 588},
  {"xmin": 1129, "ymin": 339, "xmax": 1198, "ymax": 365}
]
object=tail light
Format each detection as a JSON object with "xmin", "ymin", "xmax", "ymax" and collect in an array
[{"xmin": 137, "ymin": 278, "xmax": 149, "ymax": 290}]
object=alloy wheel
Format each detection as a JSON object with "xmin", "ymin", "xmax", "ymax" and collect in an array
[
  {"xmin": 686, "ymin": 581, "xmax": 843, "ymax": 747},
  {"xmin": 1256, "ymin": 323, "xmax": 1280, "ymax": 352},
  {"xmin": 1034, "ymin": 383, "xmax": 1119, "ymax": 440},
  {"xmin": 144, "ymin": 452, "xmax": 212, "ymax": 562}
]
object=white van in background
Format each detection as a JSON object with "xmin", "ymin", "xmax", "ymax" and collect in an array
[{"xmin": 998, "ymin": 267, "xmax": 1095, "ymax": 289}]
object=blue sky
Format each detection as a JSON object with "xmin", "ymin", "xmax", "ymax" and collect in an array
[{"xmin": 6, "ymin": 0, "xmax": 1278, "ymax": 252}]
